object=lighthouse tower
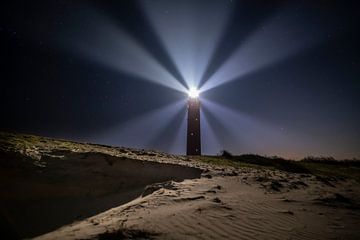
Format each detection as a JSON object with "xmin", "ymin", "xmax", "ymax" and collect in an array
[{"xmin": 187, "ymin": 88, "xmax": 201, "ymax": 155}]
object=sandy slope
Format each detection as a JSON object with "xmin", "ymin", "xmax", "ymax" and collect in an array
[
  {"xmin": 1, "ymin": 133, "xmax": 360, "ymax": 240},
  {"xmin": 35, "ymin": 168, "xmax": 360, "ymax": 240},
  {"xmin": 0, "ymin": 150, "xmax": 201, "ymax": 239}
]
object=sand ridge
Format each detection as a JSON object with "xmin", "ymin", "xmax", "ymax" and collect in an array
[{"xmin": 35, "ymin": 168, "xmax": 360, "ymax": 240}]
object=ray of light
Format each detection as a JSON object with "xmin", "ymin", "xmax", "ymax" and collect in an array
[
  {"xmin": 169, "ymin": 112, "xmax": 187, "ymax": 155},
  {"xmin": 201, "ymin": 98, "xmax": 314, "ymax": 158},
  {"xmin": 200, "ymin": 5, "xmax": 326, "ymax": 92},
  {"xmin": 200, "ymin": 108, "xmax": 222, "ymax": 155},
  {"xmin": 198, "ymin": 1, "xmax": 280, "ymax": 89},
  {"xmin": 201, "ymin": 101, "xmax": 250, "ymax": 154},
  {"xmin": 145, "ymin": 103, "xmax": 187, "ymax": 152},
  {"xmin": 140, "ymin": 0, "xmax": 230, "ymax": 89},
  {"xmin": 93, "ymin": 100, "xmax": 186, "ymax": 149},
  {"xmin": 61, "ymin": 9, "xmax": 187, "ymax": 93}
]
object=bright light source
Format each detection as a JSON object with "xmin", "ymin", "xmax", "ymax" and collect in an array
[{"xmin": 188, "ymin": 87, "xmax": 199, "ymax": 98}]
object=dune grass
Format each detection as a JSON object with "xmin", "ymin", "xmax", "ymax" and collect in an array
[{"xmin": 195, "ymin": 154, "xmax": 360, "ymax": 182}]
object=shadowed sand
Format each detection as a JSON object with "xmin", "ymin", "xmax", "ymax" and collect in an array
[{"xmin": 0, "ymin": 150, "xmax": 201, "ymax": 239}]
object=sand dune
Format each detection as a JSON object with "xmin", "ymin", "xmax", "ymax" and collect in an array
[
  {"xmin": 35, "ymin": 171, "xmax": 360, "ymax": 240},
  {"xmin": 1, "ymin": 133, "xmax": 360, "ymax": 239}
]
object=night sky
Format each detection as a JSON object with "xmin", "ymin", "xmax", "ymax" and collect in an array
[{"xmin": 1, "ymin": 0, "xmax": 359, "ymax": 159}]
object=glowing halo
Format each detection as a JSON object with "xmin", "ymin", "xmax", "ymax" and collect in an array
[{"xmin": 187, "ymin": 87, "xmax": 200, "ymax": 98}]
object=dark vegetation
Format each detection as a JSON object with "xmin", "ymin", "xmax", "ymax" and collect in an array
[
  {"xmin": 197, "ymin": 150, "xmax": 360, "ymax": 182},
  {"xmin": 232, "ymin": 154, "xmax": 311, "ymax": 173},
  {"xmin": 302, "ymin": 156, "xmax": 360, "ymax": 167}
]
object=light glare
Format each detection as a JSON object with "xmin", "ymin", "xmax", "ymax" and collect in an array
[{"xmin": 188, "ymin": 87, "xmax": 199, "ymax": 98}]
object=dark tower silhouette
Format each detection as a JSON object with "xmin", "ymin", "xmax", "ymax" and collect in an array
[{"xmin": 187, "ymin": 97, "xmax": 201, "ymax": 155}]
